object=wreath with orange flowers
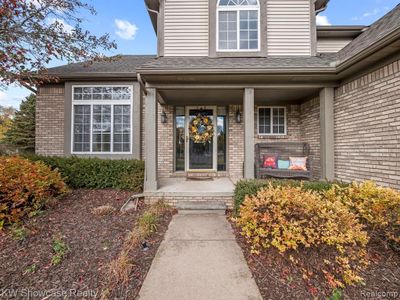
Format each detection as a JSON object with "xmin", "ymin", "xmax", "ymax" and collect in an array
[{"xmin": 189, "ymin": 114, "xmax": 214, "ymax": 144}]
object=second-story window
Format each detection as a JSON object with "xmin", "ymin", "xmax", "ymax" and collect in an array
[{"xmin": 217, "ymin": 0, "xmax": 260, "ymax": 51}]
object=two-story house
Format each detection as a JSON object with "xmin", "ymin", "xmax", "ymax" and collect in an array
[{"xmin": 36, "ymin": 0, "xmax": 400, "ymax": 207}]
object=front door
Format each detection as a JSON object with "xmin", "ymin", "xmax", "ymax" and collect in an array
[{"xmin": 186, "ymin": 106, "xmax": 217, "ymax": 171}]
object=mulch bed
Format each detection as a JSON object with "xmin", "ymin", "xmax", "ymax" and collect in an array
[
  {"xmin": 0, "ymin": 189, "xmax": 174, "ymax": 300},
  {"xmin": 228, "ymin": 216, "xmax": 400, "ymax": 300}
]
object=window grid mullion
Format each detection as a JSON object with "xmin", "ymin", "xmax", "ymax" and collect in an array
[
  {"xmin": 111, "ymin": 105, "xmax": 114, "ymax": 153},
  {"xmin": 237, "ymin": 10, "xmax": 240, "ymax": 50},
  {"xmin": 270, "ymin": 108, "xmax": 273, "ymax": 134},
  {"xmin": 90, "ymin": 104, "xmax": 93, "ymax": 153}
]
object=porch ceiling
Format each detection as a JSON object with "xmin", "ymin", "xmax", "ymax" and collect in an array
[{"xmin": 158, "ymin": 88, "xmax": 320, "ymax": 106}]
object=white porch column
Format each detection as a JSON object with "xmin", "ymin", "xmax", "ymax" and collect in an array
[
  {"xmin": 244, "ymin": 88, "xmax": 255, "ymax": 179},
  {"xmin": 320, "ymin": 87, "xmax": 335, "ymax": 181},
  {"xmin": 144, "ymin": 87, "xmax": 158, "ymax": 191}
]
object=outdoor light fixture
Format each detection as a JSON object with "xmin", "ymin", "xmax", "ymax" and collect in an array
[
  {"xmin": 161, "ymin": 110, "xmax": 168, "ymax": 124},
  {"xmin": 235, "ymin": 107, "xmax": 242, "ymax": 123}
]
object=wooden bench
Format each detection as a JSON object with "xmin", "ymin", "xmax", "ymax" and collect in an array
[{"xmin": 255, "ymin": 142, "xmax": 312, "ymax": 180}]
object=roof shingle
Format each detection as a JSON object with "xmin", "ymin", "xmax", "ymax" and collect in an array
[
  {"xmin": 46, "ymin": 55, "xmax": 155, "ymax": 77},
  {"xmin": 137, "ymin": 54, "xmax": 337, "ymax": 72},
  {"xmin": 337, "ymin": 4, "xmax": 400, "ymax": 64}
]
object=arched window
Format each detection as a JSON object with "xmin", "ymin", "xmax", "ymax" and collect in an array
[{"xmin": 217, "ymin": 0, "xmax": 260, "ymax": 51}]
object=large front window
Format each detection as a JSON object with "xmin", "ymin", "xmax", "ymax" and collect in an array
[
  {"xmin": 217, "ymin": 0, "xmax": 260, "ymax": 51},
  {"xmin": 72, "ymin": 86, "xmax": 132, "ymax": 154}
]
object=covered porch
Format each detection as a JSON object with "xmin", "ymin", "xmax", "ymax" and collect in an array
[
  {"xmin": 142, "ymin": 83, "xmax": 335, "ymax": 195},
  {"xmin": 137, "ymin": 62, "xmax": 337, "ymax": 207}
]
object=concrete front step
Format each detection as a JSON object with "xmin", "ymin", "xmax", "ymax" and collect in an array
[
  {"xmin": 176, "ymin": 201, "xmax": 227, "ymax": 211},
  {"xmin": 145, "ymin": 193, "xmax": 234, "ymax": 209}
]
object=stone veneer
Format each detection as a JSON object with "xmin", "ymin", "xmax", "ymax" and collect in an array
[
  {"xmin": 334, "ymin": 59, "xmax": 400, "ymax": 189},
  {"xmin": 36, "ymin": 84, "xmax": 65, "ymax": 156}
]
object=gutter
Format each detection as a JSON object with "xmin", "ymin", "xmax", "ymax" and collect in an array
[
  {"xmin": 137, "ymin": 67, "xmax": 337, "ymax": 76},
  {"xmin": 45, "ymin": 73, "xmax": 138, "ymax": 79},
  {"xmin": 335, "ymin": 27, "xmax": 400, "ymax": 73}
]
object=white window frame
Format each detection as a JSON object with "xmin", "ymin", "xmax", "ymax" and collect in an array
[
  {"xmin": 216, "ymin": 0, "xmax": 261, "ymax": 52},
  {"xmin": 71, "ymin": 85, "xmax": 133, "ymax": 155},
  {"xmin": 257, "ymin": 106, "xmax": 287, "ymax": 136}
]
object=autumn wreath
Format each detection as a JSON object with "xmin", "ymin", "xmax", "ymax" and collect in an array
[{"xmin": 189, "ymin": 114, "xmax": 214, "ymax": 144}]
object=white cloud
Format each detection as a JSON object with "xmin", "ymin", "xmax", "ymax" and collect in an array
[
  {"xmin": 49, "ymin": 18, "xmax": 74, "ymax": 33},
  {"xmin": 115, "ymin": 19, "xmax": 138, "ymax": 40},
  {"xmin": 363, "ymin": 8, "xmax": 380, "ymax": 17},
  {"xmin": 316, "ymin": 15, "xmax": 331, "ymax": 26},
  {"xmin": 352, "ymin": 6, "xmax": 390, "ymax": 21}
]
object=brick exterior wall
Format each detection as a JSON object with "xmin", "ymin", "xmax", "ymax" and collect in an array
[
  {"xmin": 334, "ymin": 59, "xmax": 400, "ymax": 189},
  {"xmin": 158, "ymin": 104, "xmax": 174, "ymax": 178},
  {"xmin": 154, "ymin": 105, "xmax": 246, "ymax": 180},
  {"xmin": 150, "ymin": 103, "xmax": 320, "ymax": 181},
  {"xmin": 300, "ymin": 97, "xmax": 321, "ymax": 179},
  {"xmin": 253, "ymin": 103, "xmax": 321, "ymax": 179},
  {"xmin": 228, "ymin": 105, "xmax": 244, "ymax": 180},
  {"xmin": 36, "ymin": 84, "xmax": 65, "ymax": 156}
]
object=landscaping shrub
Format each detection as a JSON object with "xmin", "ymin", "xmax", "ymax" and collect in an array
[
  {"xmin": 0, "ymin": 156, "xmax": 68, "ymax": 227},
  {"xmin": 234, "ymin": 179, "xmax": 341, "ymax": 213},
  {"xmin": 25, "ymin": 155, "xmax": 145, "ymax": 192},
  {"xmin": 326, "ymin": 181, "xmax": 400, "ymax": 249},
  {"xmin": 236, "ymin": 183, "xmax": 369, "ymax": 287}
]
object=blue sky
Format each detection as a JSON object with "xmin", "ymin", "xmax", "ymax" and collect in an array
[{"xmin": 1, "ymin": 0, "xmax": 399, "ymax": 108}]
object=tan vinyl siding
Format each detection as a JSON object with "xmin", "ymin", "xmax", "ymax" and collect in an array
[
  {"xmin": 317, "ymin": 38, "xmax": 353, "ymax": 53},
  {"xmin": 164, "ymin": 0, "xmax": 209, "ymax": 56},
  {"xmin": 266, "ymin": 0, "xmax": 312, "ymax": 56}
]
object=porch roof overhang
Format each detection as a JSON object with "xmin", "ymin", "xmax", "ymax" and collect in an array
[
  {"xmin": 155, "ymin": 87, "xmax": 323, "ymax": 106},
  {"xmin": 138, "ymin": 55, "xmax": 340, "ymax": 93}
]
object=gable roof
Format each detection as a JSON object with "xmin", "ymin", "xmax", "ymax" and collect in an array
[
  {"xmin": 45, "ymin": 55, "xmax": 155, "ymax": 79},
  {"xmin": 336, "ymin": 4, "xmax": 400, "ymax": 65}
]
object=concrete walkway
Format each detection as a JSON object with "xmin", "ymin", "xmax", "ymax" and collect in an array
[{"xmin": 138, "ymin": 211, "xmax": 262, "ymax": 300}]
